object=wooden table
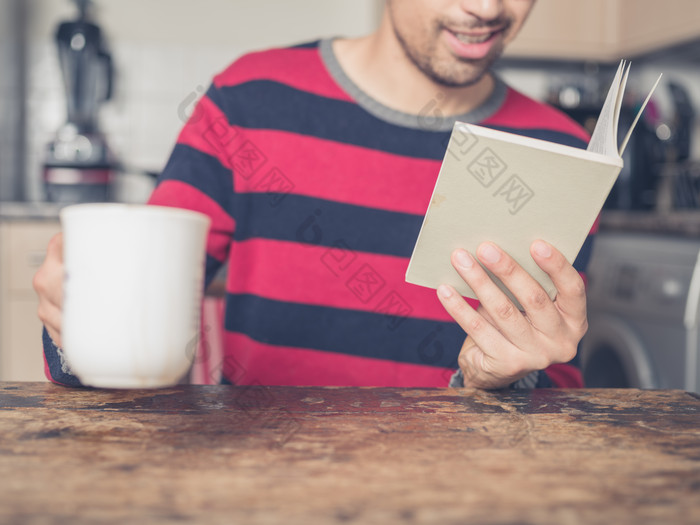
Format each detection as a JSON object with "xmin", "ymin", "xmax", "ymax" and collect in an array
[{"xmin": 1, "ymin": 382, "xmax": 699, "ymax": 524}]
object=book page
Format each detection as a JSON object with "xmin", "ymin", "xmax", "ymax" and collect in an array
[
  {"xmin": 587, "ymin": 60, "xmax": 626, "ymax": 156},
  {"xmin": 588, "ymin": 61, "xmax": 661, "ymax": 157},
  {"xmin": 612, "ymin": 62, "xmax": 631, "ymax": 145},
  {"xmin": 619, "ymin": 73, "xmax": 663, "ymax": 155}
]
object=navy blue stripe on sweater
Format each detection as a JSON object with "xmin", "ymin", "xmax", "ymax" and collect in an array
[
  {"xmin": 160, "ymin": 144, "xmax": 234, "ymax": 216},
  {"xmin": 205, "ymin": 253, "xmax": 225, "ymax": 289},
  {"xmin": 212, "ymin": 81, "xmax": 588, "ymax": 159},
  {"xmin": 224, "ymin": 293, "xmax": 464, "ymax": 369},
  {"xmin": 230, "ymin": 191, "xmax": 596, "ymax": 264},
  {"xmin": 42, "ymin": 328, "xmax": 83, "ymax": 387},
  {"xmin": 573, "ymin": 234, "xmax": 594, "ymax": 274},
  {"xmin": 231, "ymin": 192, "xmax": 423, "ymax": 257},
  {"xmin": 290, "ymin": 40, "xmax": 321, "ymax": 49}
]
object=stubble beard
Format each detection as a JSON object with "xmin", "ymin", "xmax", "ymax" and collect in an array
[{"xmin": 391, "ymin": 20, "xmax": 508, "ymax": 88}]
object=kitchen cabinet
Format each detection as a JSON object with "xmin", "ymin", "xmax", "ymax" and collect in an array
[
  {"xmin": 0, "ymin": 218, "xmax": 60, "ymax": 381},
  {"xmin": 505, "ymin": 0, "xmax": 700, "ymax": 61}
]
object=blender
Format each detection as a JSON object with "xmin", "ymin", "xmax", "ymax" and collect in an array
[{"xmin": 43, "ymin": 0, "xmax": 115, "ymax": 203}]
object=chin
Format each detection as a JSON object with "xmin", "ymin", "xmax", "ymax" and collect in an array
[
  {"xmin": 428, "ymin": 60, "xmax": 494, "ymax": 88},
  {"xmin": 423, "ymin": 45, "xmax": 503, "ymax": 87}
]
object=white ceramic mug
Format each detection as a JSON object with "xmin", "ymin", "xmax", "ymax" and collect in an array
[{"xmin": 60, "ymin": 203, "xmax": 211, "ymax": 388}]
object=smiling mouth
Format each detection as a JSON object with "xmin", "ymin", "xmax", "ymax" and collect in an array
[{"xmin": 450, "ymin": 29, "xmax": 503, "ymax": 44}]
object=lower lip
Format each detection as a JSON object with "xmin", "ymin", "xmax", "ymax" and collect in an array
[{"xmin": 443, "ymin": 29, "xmax": 500, "ymax": 60}]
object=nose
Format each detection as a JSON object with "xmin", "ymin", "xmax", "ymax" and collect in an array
[{"xmin": 460, "ymin": 0, "xmax": 504, "ymax": 21}]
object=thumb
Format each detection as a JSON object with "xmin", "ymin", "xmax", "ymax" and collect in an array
[
  {"xmin": 458, "ymin": 335, "xmax": 484, "ymax": 386},
  {"xmin": 46, "ymin": 232, "xmax": 64, "ymax": 263}
]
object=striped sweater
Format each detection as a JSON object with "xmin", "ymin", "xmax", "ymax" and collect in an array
[{"xmin": 45, "ymin": 39, "xmax": 592, "ymax": 388}]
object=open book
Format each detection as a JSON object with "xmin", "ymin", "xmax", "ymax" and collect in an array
[{"xmin": 405, "ymin": 61, "xmax": 662, "ymax": 307}]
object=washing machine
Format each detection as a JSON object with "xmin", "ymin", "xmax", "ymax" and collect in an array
[{"xmin": 581, "ymin": 230, "xmax": 700, "ymax": 393}]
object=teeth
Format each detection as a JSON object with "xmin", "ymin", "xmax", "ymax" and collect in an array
[{"xmin": 455, "ymin": 32, "xmax": 493, "ymax": 44}]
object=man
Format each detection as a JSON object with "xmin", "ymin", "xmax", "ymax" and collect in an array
[{"xmin": 34, "ymin": 0, "xmax": 590, "ymax": 389}]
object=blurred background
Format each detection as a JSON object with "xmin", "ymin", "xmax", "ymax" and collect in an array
[
  {"xmin": 1, "ymin": 0, "xmax": 700, "ymax": 390},
  {"xmin": 0, "ymin": 0, "xmax": 382, "ymax": 203}
]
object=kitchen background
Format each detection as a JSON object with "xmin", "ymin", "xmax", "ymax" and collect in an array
[{"xmin": 2, "ymin": 0, "xmax": 700, "ymax": 389}]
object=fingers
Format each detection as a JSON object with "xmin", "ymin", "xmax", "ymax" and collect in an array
[
  {"xmin": 38, "ymin": 300, "xmax": 63, "ymax": 348},
  {"xmin": 530, "ymin": 240, "xmax": 587, "ymax": 325},
  {"xmin": 33, "ymin": 233, "xmax": 65, "ymax": 347},
  {"xmin": 439, "ymin": 241, "xmax": 587, "ymax": 388},
  {"xmin": 437, "ymin": 284, "xmax": 529, "ymax": 373},
  {"xmin": 476, "ymin": 242, "xmax": 562, "ymax": 322},
  {"xmin": 449, "ymin": 244, "xmax": 560, "ymax": 340},
  {"xmin": 46, "ymin": 232, "xmax": 64, "ymax": 262},
  {"xmin": 437, "ymin": 284, "xmax": 503, "ymax": 342},
  {"xmin": 33, "ymin": 233, "xmax": 64, "ymax": 307}
]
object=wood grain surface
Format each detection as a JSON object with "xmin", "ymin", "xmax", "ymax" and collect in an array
[{"xmin": 1, "ymin": 382, "xmax": 699, "ymax": 524}]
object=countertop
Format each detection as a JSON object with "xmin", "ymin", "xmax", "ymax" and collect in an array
[
  {"xmin": 599, "ymin": 210, "xmax": 700, "ymax": 237},
  {"xmin": 0, "ymin": 201, "xmax": 64, "ymax": 220},
  {"xmin": 1, "ymin": 382, "xmax": 698, "ymax": 524}
]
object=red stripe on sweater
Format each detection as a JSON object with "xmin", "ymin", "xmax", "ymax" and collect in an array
[
  {"xmin": 228, "ymin": 128, "xmax": 442, "ymax": 215},
  {"xmin": 222, "ymin": 332, "xmax": 455, "ymax": 387},
  {"xmin": 44, "ymin": 352, "xmax": 51, "ymax": 380},
  {"xmin": 175, "ymin": 101, "xmax": 440, "ymax": 218},
  {"xmin": 176, "ymin": 95, "xmax": 237, "ymax": 166},
  {"xmin": 214, "ymin": 47, "xmax": 353, "ymax": 102},
  {"xmin": 43, "ymin": 351, "xmax": 60, "ymax": 384},
  {"xmin": 43, "ymin": 349, "xmax": 72, "ymax": 387},
  {"xmin": 483, "ymin": 89, "xmax": 590, "ymax": 143},
  {"xmin": 175, "ymin": 106, "xmax": 588, "ymax": 218},
  {"xmin": 226, "ymin": 238, "xmax": 469, "ymax": 322},
  {"xmin": 148, "ymin": 180, "xmax": 235, "ymax": 262}
]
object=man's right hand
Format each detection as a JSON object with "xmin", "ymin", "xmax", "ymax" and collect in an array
[{"xmin": 33, "ymin": 232, "xmax": 65, "ymax": 348}]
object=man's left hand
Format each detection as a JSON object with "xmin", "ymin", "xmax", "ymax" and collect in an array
[{"xmin": 437, "ymin": 240, "xmax": 588, "ymax": 389}]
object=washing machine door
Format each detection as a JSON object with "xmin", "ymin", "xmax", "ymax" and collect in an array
[{"xmin": 579, "ymin": 314, "xmax": 656, "ymax": 388}]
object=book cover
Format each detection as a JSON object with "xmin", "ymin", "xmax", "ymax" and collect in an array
[{"xmin": 405, "ymin": 61, "xmax": 661, "ymax": 307}]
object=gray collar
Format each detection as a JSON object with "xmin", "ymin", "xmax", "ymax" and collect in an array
[{"xmin": 319, "ymin": 38, "xmax": 507, "ymax": 132}]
